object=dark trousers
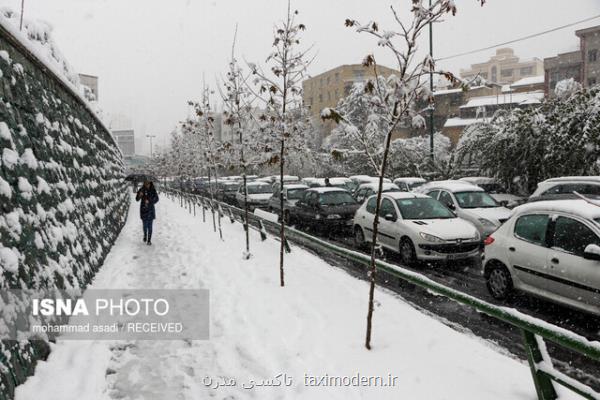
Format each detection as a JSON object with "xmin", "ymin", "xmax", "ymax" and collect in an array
[{"xmin": 142, "ymin": 218, "xmax": 153, "ymax": 239}]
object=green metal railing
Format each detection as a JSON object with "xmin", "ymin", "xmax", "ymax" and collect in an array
[{"xmin": 166, "ymin": 188, "xmax": 600, "ymax": 400}]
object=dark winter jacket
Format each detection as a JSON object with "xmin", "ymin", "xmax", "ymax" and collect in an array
[{"xmin": 136, "ymin": 185, "xmax": 159, "ymax": 220}]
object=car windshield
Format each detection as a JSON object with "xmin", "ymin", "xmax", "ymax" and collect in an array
[
  {"xmin": 287, "ymin": 188, "xmax": 306, "ymax": 200},
  {"xmin": 318, "ymin": 191, "xmax": 357, "ymax": 206},
  {"xmin": 396, "ymin": 198, "xmax": 455, "ymax": 219},
  {"xmin": 247, "ymin": 184, "xmax": 272, "ymax": 194},
  {"xmin": 454, "ymin": 191, "xmax": 499, "ymax": 208}
]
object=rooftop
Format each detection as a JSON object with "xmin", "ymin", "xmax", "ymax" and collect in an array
[
  {"xmin": 460, "ymin": 91, "xmax": 544, "ymax": 109},
  {"xmin": 384, "ymin": 191, "xmax": 429, "ymax": 200},
  {"xmin": 510, "ymin": 75, "xmax": 544, "ymax": 88},
  {"xmin": 444, "ymin": 117, "xmax": 490, "ymax": 128}
]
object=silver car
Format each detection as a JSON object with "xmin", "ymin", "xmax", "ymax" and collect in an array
[{"xmin": 483, "ymin": 199, "xmax": 600, "ymax": 316}]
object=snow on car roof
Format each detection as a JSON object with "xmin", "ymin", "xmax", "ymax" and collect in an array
[
  {"xmin": 393, "ymin": 177, "xmax": 427, "ymax": 183},
  {"xmin": 358, "ymin": 182, "xmax": 399, "ymax": 190},
  {"xmin": 513, "ymin": 199, "xmax": 600, "ymax": 221},
  {"xmin": 308, "ymin": 187, "xmax": 349, "ymax": 193},
  {"xmin": 383, "ymin": 191, "xmax": 429, "ymax": 200},
  {"xmin": 418, "ymin": 180, "xmax": 483, "ymax": 193},
  {"xmin": 283, "ymin": 184, "xmax": 308, "ymax": 190},
  {"xmin": 539, "ymin": 176, "xmax": 600, "ymax": 183},
  {"xmin": 459, "ymin": 177, "xmax": 497, "ymax": 185}
]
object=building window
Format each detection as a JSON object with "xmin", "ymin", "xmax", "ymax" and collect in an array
[
  {"xmin": 335, "ymin": 72, "xmax": 340, "ymax": 82},
  {"xmin": 480, "ymin": 72, "xmax": 488, "ymax": 79},
  {"xmin": 520, "ymin": 66, "xmax": 533, "ymax": 76},
  {"xmin": 320, "ymin": 78, "xmax": 324, "ymax": 87},
  {"xmin": 588, "ymin": 77, "xmax": 597, "ymax": 87},
  {"xmin": 501, "ymin": 68, "xmax": 513, "ymax": 77},
  {"xmin": 326, "ymin": 76, "xmax": 331, "ymax": 85},
  {"xmin": 318, "ymin": 94, "xmax": 323, "ymax": 103},
  {"xmin": 491, "ymin": 66, "xmax": 497, "ymax": 82},
  {"xmin": 589, "ymin": 49, "xmax": 598, "ymax": 62},
  {"xmin": 327, "ymin": 92, "xmax": 331, "ymax": 101}
]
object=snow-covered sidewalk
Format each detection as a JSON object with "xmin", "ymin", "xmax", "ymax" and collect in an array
[{"xmin": 15, "ymin": 195, "xmax": 573, "ymax": 400}]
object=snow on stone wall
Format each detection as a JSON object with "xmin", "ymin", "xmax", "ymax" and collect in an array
[{"xmin": 0, "ymin": 23, "xmax": 129, "ymax": 400}]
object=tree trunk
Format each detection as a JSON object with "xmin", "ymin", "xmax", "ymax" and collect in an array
[
  {"xmin": 279, "ymin": 137, "xmax": 285, "ymax": 287},
  {"xmin": 365, "ymin": 124, "xmax": 396, "ymax": 350}
]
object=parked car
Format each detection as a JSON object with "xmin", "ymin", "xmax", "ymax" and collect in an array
[
  {"xmin": 417, "ymin": 180, "xmax": 511, "ymax": 238},
  {"xmin": 353, "ymin": 192, "xmax": 480, "ymax": 265},
  {"xmin": 268, "ymin": 183, "xmax": 309, "ymax": 223},
  {"xmin": 290, "ymin": 188, "xmax": 359, "ymax": 231},
  {"xmin": 263, "ymin": 175, "xmax": 300, "ymax": 185},
  {"xmin": 353, "ymin": 182, "xmax": 401, "ymax": 204},
  {"xmin": 483, "ymin": 199, "xmax": 600, "ymax": 316},
  {"xmin": 459, "ymin": 177, "xmax": 525, "ymax": 208},
  {"xmin": 235, "ymin": 182, "xmax": 273, "ymax": 210},
  {"xmin": 528, "ymin": 176, "xmax": 600, "ymax": 202},
  {"xmin": 393, "ymin": 177, "xmax": 427, "ymax": 192},
  {"xmin": 216, "ymin": 181, "xmax": 240, "ymax": 205}
]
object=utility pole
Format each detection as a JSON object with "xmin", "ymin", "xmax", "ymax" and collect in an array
[
  {"xmin": 19, "ymin": 0, "xmax": 24, "ymax": 31},
  {"xmin": 428, "ymin": 0, "xmax": 435, "ymax": 162},
  {"xmin": 146, "ymin": 134, "xmax": 156, "ymax": 158}
]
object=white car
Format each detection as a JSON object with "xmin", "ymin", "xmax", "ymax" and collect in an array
[
  {"xmin": 353, "ymin": 192, "xmax": 480, "ymax": 265},
  {"xmin": 417, "ymin": 180, "xmax": 511, "ymax": 238},
  {"xmin": 393, "ymin": 177, "xmax": 427, "ymax": 192},
  {"xmin": 353, "ymin": 182, "xmax": 401, "ymax": 204},
  {"xmin": 483, "ymin": 199, "xmax": 600, "ymax": 316},
  {"xmin": 528, "ymin": 176, "xmax": 600, "ymax": 202},
  {"xmin": 235, "ymin": 182, "xmax": 273, "ymax": 210}
]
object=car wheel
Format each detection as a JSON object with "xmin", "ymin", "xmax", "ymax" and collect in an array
[
  {"xmin": 399, "ymin": 238, "xmax": 417, "ymax": 266},
  {"xmin": 354, "ymin": 226, "xmax": 366, "ymax": 249},
  {"xmin": 486, "ymin": 262, "xmax": 513, "ymax": 300}
]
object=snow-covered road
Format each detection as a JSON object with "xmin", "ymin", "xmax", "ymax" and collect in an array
[{"xmin": 14, "ymin": 195, "xmax": 575, "ymax": 400}]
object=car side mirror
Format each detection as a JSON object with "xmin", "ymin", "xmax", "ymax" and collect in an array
[
  {"xmin": 446, "ymin": 203, "xmax": 456, "ymax": 210},
  {"xmin": 383, "ymin": 213, "xmax": 397, "ymax": 222},
  {"xmin": 583, "ymin": 244, "xmax": 600, "ymax": 261},
  {"xmin": 499, "ymin": 200, "xmax": 509, "ymax": 207}
]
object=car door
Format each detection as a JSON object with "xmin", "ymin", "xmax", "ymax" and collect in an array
[
  {"xmin": 507, "ymin": 213, "xmax": 552, "ymax": 291},
  {"xmin": 293, "ymin": 192, "xmax": 311, "ymax": 221},
  {"xmin": 377, "ymin": 198, "xmax": 398, "ymax": 249},
  {"xmin": 359, "ymin": 197, "xmax": 377, "ymax": 242},
  {"xmin": 546, "ymin": 215, "xmax": 600, "ymax": 307}
]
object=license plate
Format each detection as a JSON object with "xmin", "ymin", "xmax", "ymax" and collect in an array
[{"xmin": 447, "ymin": 253, "xmax": 470, "ymax": 260}]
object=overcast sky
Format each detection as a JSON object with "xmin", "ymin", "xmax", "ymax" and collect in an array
[{"xmin": 1, "ymin": 0, "xmax": 599, "ymax": 155}]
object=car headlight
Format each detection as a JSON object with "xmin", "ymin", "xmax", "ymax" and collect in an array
[
  {"xmin": 327, "ymin": 214, "xmax": 341, "ymax": 219},
  {"xmin": 471, "ymin": 231, "xmax": 481, "ymax": 241},
  {"xmin": 478, "ymin": 218, "xmax": 497, "ymax": 228},
  {"xmin": 419, "ymin": 232, "xmax": 444, "ymax": 243}
]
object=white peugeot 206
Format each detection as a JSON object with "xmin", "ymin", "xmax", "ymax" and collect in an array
[
  {"xmin": 483, "ymin": 199, "xmax": 600, "ymax": 316},
  {"xmin": 353, "ymin": 192, "xmax": 480, "ymax": 265}
]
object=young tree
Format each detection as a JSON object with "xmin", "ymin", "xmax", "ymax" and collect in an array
[
  {"xmin": 248, "ymin": 2, "xmax": 313, "ymax": 286},
  {"xmin": 323, "ymin": 0, "xmax": 480, "ymax": 350},
  {"xmin": 219, "ymin": 26, "xmax": 259, "ymax": 259}
]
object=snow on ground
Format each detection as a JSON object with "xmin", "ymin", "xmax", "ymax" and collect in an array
[{"xmin": 15, "ymin": 195, "xmax": 579, "ymax": 400}]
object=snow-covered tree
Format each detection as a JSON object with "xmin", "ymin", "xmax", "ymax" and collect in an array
[
  {"xmin": 248, "ymin": 2, "xmax": 313, "ymax": 287},
  {"xmin": 323, "ymin": 0, "xmax": 480, "ymax": 350},
  {"xmin": 454, "ymin": 82, "xmax": 600, "ymax": 194}
]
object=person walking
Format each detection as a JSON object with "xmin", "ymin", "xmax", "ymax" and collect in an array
[
  {"xmin": 136, "ymin": 180, "xmax": 159, "ymax": 245},
  {"xmin": 324, "ymin": 177, "xmax": 332, "ymax": 187}
]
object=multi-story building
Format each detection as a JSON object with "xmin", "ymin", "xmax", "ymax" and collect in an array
[
  {"xmin": 577, "ymin": 25, "xmax": 600, "ymax": 87},
  {"xmin": 460, "ymin": 48, "xmax": 544, "ymax": 85},
  {"xmin": 302, "ymin": 64, "xmax": 398, "ymax": 138},
  {"xmin": 112, "ymin": 129, "xmax": 135, "ymax": 156},
  {"xmin": 78, "ymin": 73, "xmax": 99, "ymax": 100},
  {"xmin": 544, "ymin": 24, "xmax": 600, "ymax": 94}
]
